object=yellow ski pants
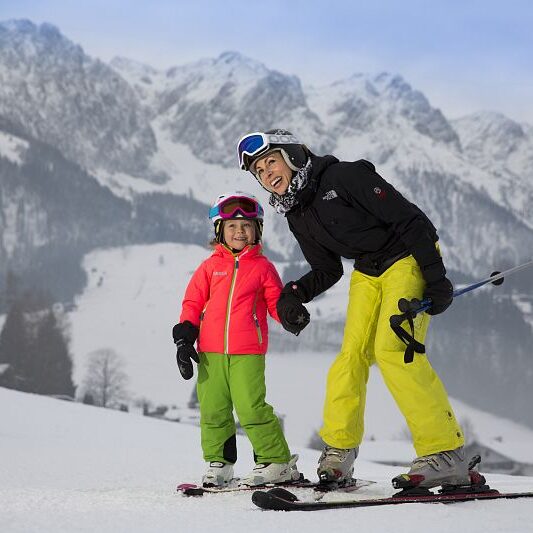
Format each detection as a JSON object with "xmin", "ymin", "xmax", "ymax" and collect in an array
[{"xmin": 319, "ymin": 254, "xmax": 464, "ymax": 457}]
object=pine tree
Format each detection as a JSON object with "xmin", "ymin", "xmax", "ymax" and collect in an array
[
  {"xmin": 31, "ymin": 309, "xmax": 75, "ymax": 397},
  {"xmin": 0, "ymin": 301, "xmax": 31, "ymax": 390},
  {"xmin": 0, "ymin": 291, "xmax": 76, "ymax": 397}
]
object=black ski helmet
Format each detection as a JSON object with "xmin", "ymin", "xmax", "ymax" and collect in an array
[{"xmin": 239, "ymin": 129, "xmax": 308, "ymax": 174}]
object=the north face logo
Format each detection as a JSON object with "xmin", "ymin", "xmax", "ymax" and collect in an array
[
  {"xmin": 322, "ymin": 190, "xmax": 338, "ymax": 201},
  {"xmin": 374, "ymin": 186, "xmax": 387, "ymax": 199},
  {"xmin": 213, "ymin": 271, "xmax": 227, "ymax": 276}
]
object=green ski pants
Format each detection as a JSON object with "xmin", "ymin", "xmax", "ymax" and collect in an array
[{"xmin": 196, "ymin": 352, "xmax": 291, "ymax": 464}]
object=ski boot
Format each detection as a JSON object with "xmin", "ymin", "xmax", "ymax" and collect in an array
[
  {"xmin": 392, "ymin": 448, "xmax": 490, "ymax": 496},
  {"xmin": 202, "ymin": 461, "xmax": 234, "ymax": 488},
  {"xmin": 239, "ymin": 454, "xmax": 301, "ymax": 487},
  {"xmin": 317, "ymin": 446, "xmax": 358, "ymax": 486}
]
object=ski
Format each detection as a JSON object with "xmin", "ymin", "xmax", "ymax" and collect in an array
[
  {"xmin": 251, "ymin": 486, "xmax": 533, "ymax": 511},
  {"xmin": 177, "ymin": 477, "xmax": 375, "ymax": 497}
]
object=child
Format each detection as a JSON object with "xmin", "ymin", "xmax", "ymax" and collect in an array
[{"xmin": 172, "ymin": 191, "xmax": 301, "ymax": 487}]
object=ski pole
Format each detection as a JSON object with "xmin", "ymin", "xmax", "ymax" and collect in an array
[
  {"xmin": 389, "ymin": 258, "xmax": 533, "ymax": 364},
  {"xmin": 393, "ymin": 258, "xmax": 533, "ymax": 320}
]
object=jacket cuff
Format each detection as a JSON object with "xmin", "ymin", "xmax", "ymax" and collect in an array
[
  {"xmin": 281, "ymin": 281, "xmax": 308, "ymax": 303},
  {"xmin": 172, "ymin": 320, "xmax": 199, "ymax": 344},
  {"xmin": 420, "ymin": 259, "xmax": 446, "ymax": 284},
  {"xmin": 410, "ymin": 240, "xmax": 446, "ymax": 284}
]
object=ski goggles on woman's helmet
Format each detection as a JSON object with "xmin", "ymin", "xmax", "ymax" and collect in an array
[
  {"xmin": 209, "ymin": 195, "xmax": 264, "ymax": 221},
  {"xmin": 237, "ymin": 131, "xmax": 301, "ymax": 171}
]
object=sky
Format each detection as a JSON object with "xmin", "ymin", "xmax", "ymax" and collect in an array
[{"xmin": 1, "ymin": 0, "xmax": 533, "ymax": 122}]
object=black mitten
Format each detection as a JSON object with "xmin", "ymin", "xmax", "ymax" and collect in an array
[
  {"xmin": 175, "ymin": 339, "xmax": 200, "ymax": 380},
  {"xmin": 276, "ymin": 282, "xmax": 310, "ymax": 335},
  {"xmin": 172, "ymin": 321, "xmax": 200, "ymax": 380},
  {"xmin": 423, "ymin": 277, "xmax": 453, "ymax": 315}
]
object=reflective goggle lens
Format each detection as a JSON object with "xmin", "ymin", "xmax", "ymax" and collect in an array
[
  {"xmin": 220, "ymin": 197, "xmax": 258, "ymax": 216},
  {"xmin": 238, "ymin": 132, "xmax": 302, "ymax": 170},
  {"xmin": 209, "ymin": 196, "xmax": 263, "ymax": 220},
  {"xmin": 238, "ymin": 133, "xmax": 269, "ymax": 169}
]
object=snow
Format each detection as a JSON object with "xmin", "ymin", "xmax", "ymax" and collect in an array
[
  {"xmin": 162, "ymin": 52, "xmax": 268, "ymax": 105},
  {"xmin": 68, "ymin": 243, "xmax": 533, "ymax": 458},
  {"xmin": 2, "ymin": 241, "xmax": 533, "ymax": 532},
  {"xmin": 109, "ymin": 57, "xmax": 163, "ymax": 107},
  {"xmin": 0, "ymin": 130, "xmax": 29, "ymax": 165},
  {"xmin": 1, "ymin": 386, "xmax": 533, "ymax": 533},
  {"xmin": 91, "ymin": 117, "xmax": 256, "ymax": 200}
]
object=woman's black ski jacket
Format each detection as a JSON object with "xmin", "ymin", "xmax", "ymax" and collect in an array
[{"xmin": 286, "ymin": 154, "xmax": 446, "ymax": 302}]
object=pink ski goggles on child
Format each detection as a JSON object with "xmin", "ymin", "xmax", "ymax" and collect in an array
[{"xmin": 209, "ymin": 196, "xmax": 264, "ymax": 220}]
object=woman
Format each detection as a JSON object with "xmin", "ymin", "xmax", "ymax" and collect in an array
[{"xmin": 237, "ymin": 129, "xmax": 469, "ymax": 491}]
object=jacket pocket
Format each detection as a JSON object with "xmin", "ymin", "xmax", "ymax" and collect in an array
[
  {"xmin": 253, "ymin": 313, "xmax": 263, "ymax": 345},
  {"xmin": 198, "ymin": 304, "xmax": 208, "ymax": 337}
]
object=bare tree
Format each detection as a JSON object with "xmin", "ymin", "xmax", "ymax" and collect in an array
[{"xmin": 81, "ymin": 348, "xmax": 128, "ymax": 408}]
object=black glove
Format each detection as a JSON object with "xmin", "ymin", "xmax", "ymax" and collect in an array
[
  {"xmin": 175, "ymin": 339, "xmax": 200, "ymax": 380},
  {"xmin": 276, "ymin": 282, "xmax": 310, "ymax": 336},
  {"xmin": 172, "ymin": 321, "xmax": 200, "ymax": 380},
  {"xmin": 423, "ymin": 277, "xmax": 453, "ymax": 315}
]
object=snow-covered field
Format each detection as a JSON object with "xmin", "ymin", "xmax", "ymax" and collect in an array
[
  {"xmin": 3, "ymin": 243, "xmax": 533, "ymax": 532},
  {"xmin": 1, "ymin": 387, "xmax": 533, "ymax": 533},
  {"xmin": 68, "ymin": 243, "xmax": 533, "ymax": 451}
]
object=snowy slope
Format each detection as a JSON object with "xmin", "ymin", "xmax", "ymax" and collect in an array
[
  {"xmin": 0, "ymin": 129, "xmax": 28, "ymax": 164},
  {"xmin": 452, "ymin": 111, "xmax": 533, "ymax": 228},
  {"xmin": 68, "ymin": 243, "xmax": 533, "ymax": 453},
  {"xmin": 1, "ymin": 387, "xmax": 533, "ymax": 533}
]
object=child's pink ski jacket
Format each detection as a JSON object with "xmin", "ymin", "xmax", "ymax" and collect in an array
[{"xmin": 179, "ymin": 244, "xmax": 282, "ymax": 355}]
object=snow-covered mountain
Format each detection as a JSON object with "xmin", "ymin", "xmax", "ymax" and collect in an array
[
  {"xmin": 1, "ymin": 19, "xmax": 532, "ymax": 429},
  {"xmin": 112, "ymin": 51, "xmax": 334, "ymax": 168},
  {"xmin": 0, "ymin": 116, "xmax": 211, "ymax": 301},
  {"xmin": 100, "ymin": 49, "xmax": 533, "ymax": 277},
  {"xmin": 0, "ymin": 20, "xmax": 159, "ymax": 180},
  {"xmin": 307, "ymin": 72, "xmax": 460, "ymax": 150},
  {"xmin": 1, "ymin": 19, "xmax": 532, "ymax": 277},
  {"xmin": 452, "ymin": 111, "xmax": 533, "ymax": 229}
]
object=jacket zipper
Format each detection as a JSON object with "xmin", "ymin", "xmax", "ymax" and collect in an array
[{"xmin": 224, "ymin": 253, "xmax": 240, "ymax": 354}]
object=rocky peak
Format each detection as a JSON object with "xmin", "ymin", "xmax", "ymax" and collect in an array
[
  {"xmin": 453, "ymin": 111, "xmax": 526, "ymax": 158},
  {"xmin": 0, "ymin": 19, "xmax": 157, "ymax": 178},
  {"xmin": 322, "ymin": 71, "xmax": 460, "ymax": 148}
]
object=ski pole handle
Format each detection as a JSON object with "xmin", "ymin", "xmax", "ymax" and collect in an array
[
  {"xmin": 401, "ymin": 297, "xmax": 432, "ymax": 314},
  {"xmin": 389, "ymin": 298, "xmax": 431, "ymax": 330},
  {"xmin": 393, "ymin": 258, "xmax": 533, "ymax": 322}
]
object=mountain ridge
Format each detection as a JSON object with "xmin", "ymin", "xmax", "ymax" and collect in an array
[
  {"xmin": 1, "ymin": 18, "xmax": 532, "ymax": 431},
  {"xmin": 2, "ymin": 18, "xmax": 533, "ymax": 279}
]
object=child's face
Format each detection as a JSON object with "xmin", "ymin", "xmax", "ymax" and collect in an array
[
  {"xmin": 253, "ymin": 151, "xmax": 293, "ymax": 195},
  {"xmin": 222, "ymin": 219, "xmax": 256, "ymax": 250}
]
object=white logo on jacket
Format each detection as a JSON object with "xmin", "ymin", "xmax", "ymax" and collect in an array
[
  {"xmin": 213, "ymin": 271, "xmax": 228, "ymax": 276},
  {"xmin": 322, "ymin": 190, "xmax": 338, "ymax": 200}
]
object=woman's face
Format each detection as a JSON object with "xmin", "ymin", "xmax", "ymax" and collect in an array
[
  {"xmin": 253, "ymin": 151, "xmax": 293, "ymax": 195},
  {"xmin": 222, "ymin": 219, "xmax": 256, "ymax": 250}
]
